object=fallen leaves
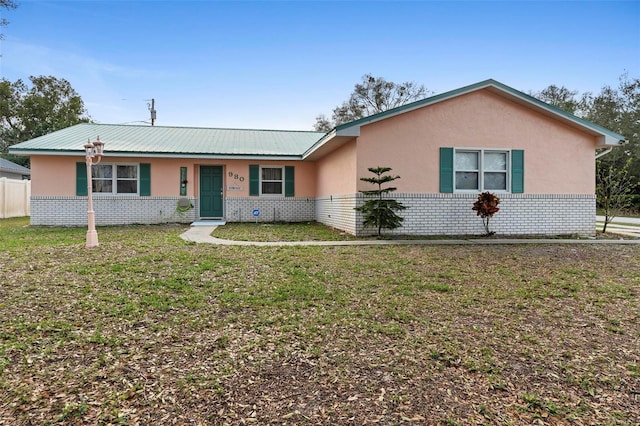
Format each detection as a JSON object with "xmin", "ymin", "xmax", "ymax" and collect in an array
[{"xmin": 0, "ymin": 220, "xmax": 639, "ymax": 424}]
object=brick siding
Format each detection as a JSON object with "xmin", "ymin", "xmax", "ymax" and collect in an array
[
  {"xmin": 31, "ymin": 193, "xmax": 595, "ymax": 237},
  {"xmin": 224, "ymin": 197, "xmax": 315, "ymax": 223},
  {"xmin": 321, "ymin": 193, "xmax": 595, "ymax": 237},
  {"xmin": 315, "ymin": 195, "xmax": 358, "ymax": 235},
  {"xmin": 30, "ymin": 196, "xmax": 196, "ymax": 226}
]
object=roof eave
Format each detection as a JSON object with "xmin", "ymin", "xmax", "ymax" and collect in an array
[
  {"xmin": 8, "ymin": 148, "xmax": 304, "ymax": 161},
  {"xmin": 599, "ymin": 134, "xmax": 627, "ymax": 147},
  {"xmin": 302, "ymin": 127, "xmax": 360, "ymax": 161},
  {"xmin": 0, "ymin": 169, "xmax": 30, "ymax": 174},
  {"xmin": 302, "ymin": 129, "xmax": 336, "ymax": 159}
]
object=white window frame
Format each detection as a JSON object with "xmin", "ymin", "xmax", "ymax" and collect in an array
[
  {"xmin": 454, "ymin": 149, "xmax": 510, "ymax": 193},
  {"xmin": 91, "ymin": 163, "xmax": 140, "ymax": 195},
  {"xmin": 259, "ymin": 166, "xmax": 285, "ymax": 196}
]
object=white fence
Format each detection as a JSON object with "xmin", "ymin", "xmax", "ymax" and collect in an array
[{"xmin": 0, "ymin": 177, "xmax": 31, "ymax": 218}]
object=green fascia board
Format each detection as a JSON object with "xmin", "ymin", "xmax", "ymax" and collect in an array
[{"xmin": 334, "ymin": 79, "xmax": 627, "ymax": 145}]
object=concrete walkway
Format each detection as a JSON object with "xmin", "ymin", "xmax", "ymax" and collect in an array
[
  {"xmin": 180, "ymin": 223, "xmax": 640, "ymax": 246},
  {"xmin": 596, "ymin": 215, "xmax": 640, "ymax": 238},
  {"xmin": 597, "ymin": 215, "xmax": 640, "ymax": 225}
]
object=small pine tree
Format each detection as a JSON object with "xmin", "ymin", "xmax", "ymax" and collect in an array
[
  {"xmin": 472, "ymin": 192, "xmax": 501, "ymax": 236},
  {"xmin": 354, "ymin": 166, "xmax": 407, "ymax": 237}
]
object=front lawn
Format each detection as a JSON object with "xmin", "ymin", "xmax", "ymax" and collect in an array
[
  {"xmin": 211, "ymin": 221, "xmax": 361, "ymax": 242},
  {"xmin": 1, "ymin": 218, "xmax": 639, "ymax": 424}
]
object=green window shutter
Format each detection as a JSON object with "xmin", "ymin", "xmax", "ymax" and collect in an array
[
  {"xmin": 249, "ymin": 165, "xmax": 259, "ymax": 196},
  {"xmin": 511, "ymin": 150, "xmax": 524, "ymax": 193},
  {"xmin": 76, "ymin": 162, "xmax": 88, "ymax": 196},
  {"xmin": 140, "ymin": 163, "xmax": 151, "ymax": 196},
  {"xmin": 439, "ymin": 147, "xmax": 454, "ymax": 193},
  {"xmin": 284, "ymin": 166, "xmax": 295, "ymax": 197}
]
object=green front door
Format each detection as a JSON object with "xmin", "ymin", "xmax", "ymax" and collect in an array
[{"xmin": 200, "ymin": 166, "xmax": 223, "ymax": 218}]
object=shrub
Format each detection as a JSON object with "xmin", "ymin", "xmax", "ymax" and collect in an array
[{"xmin": 472, "ymin": 192, "xmax": 501, "ymax": 236}]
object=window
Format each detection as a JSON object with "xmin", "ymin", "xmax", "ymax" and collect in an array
[
  {"xmin": 440, "ymin": 148, "xmax": 523, "ymax": 194},
  {"xmin": 77, "ymin": 162, "xmax": 150, "ymax": 196},
  {"xmin": 249, "ymin": 165, "xmax": 294, "ymax": 197},
  {"xmin": 260, "ymin": 166, "xmax": 284, "ymax": 195},
  {"xmin": 91, "ymin": 164, "xmax": 139, "ymax": 194},
  {"xmin": 455, "ymin": 149, "xmax": 509, "ymax": 192}
]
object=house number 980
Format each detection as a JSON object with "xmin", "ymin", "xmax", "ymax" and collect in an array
[{"xmin": 228, "ymin": 171, "xmax": 245, "ymax": 182}]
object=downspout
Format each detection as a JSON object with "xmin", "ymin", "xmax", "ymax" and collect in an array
[{"xmin": 595, "ymin": 147, "xmax": 613, "ymax": 159}]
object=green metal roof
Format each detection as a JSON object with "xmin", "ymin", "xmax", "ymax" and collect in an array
[
  {"xmin": 9, "ymin": 80, "xmax": 627, "ymax": 161},
  {"xmin": 9, "ymin": 123, "xmax": 326, "ymax": 159}
]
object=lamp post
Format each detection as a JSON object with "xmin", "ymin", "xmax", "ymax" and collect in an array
[{"xmin": 84, "ymin": 137, "xmax": 105, "ymax": 248}]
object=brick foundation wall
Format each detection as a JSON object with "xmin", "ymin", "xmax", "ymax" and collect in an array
[
  {"xmin": 30, "ymin": 196, "xmax": 197, "ymax": 226},
  {"xmin": 225, "ymin": 197, "xmax": 315, "ymax": 223},
  {"xmin": 30, "ymin": 193, "xmax": 595, "ymax": 237},
  {"xmin": 394, "ymin": 193, "xmax": 595, "ymax": 236},
  {"xmin": 315, "ymin": 195, "xmax": 358, "ymax": 235},
  {"xmin": 322, "ymin": 193, "xmax": 595, "ymax": 237}
]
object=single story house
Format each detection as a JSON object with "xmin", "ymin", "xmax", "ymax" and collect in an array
[
  {"xmin": 0, "ymin": 158, "xmax": 31, "ymax": 180},
  {"xmin": 9, "ymin": 79, "xmax": 626, "ymax": 236}
]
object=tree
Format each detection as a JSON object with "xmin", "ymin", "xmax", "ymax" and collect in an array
[
  {"xmin": 534, "ymin": 74, "xmax": 640, "ymax": 211},
  {"xmin": 354, "ymin": 166, "xmax": 407, "ymax": 237},
  {"xmin": 1, "ymin": 76, "xmax": 91, "ymax": 167},
  {"xmin": 313, "ymin": 114, "xmax": 332, "ymax": 132},
  {"xmin": 530, "ymin": 84, "xmax": 586, "ymax": 116},
  {"xmin": 586, "ymin": 74, "xmax": 640, "ymax": 212},
  {"xmin": 596, "ymin": 156, "xmax": 637, "ymax": 233},
  {"xmin": 1, "ymin": 0, "xmax": 17, "ymax": 40},
  {"xmin": 314, "ymin": 74, "xmax": 429, "ymax": 131},
  {"xmin": 472, "ymin": 192, "xmax": 501, "ymax": 236}
]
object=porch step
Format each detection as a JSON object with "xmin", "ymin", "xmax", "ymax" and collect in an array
[{"xmin": 191, "ymin": 220, "xmax": 226, "ymax": 227}]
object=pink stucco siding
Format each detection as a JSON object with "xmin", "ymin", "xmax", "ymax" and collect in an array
[
  {"xmin": 354, "ymin": 90, "xmax": 599, "ymax": 194},
  {"xmin": 30, "ymin": 157, "xmax": 317, "ymax": 198},
  {"xmin": 315, "ymin": 139, "xmax": 357, "ymax": 197},
  {"xmin": 31, "ymin": 156, "xmax": 78, "ymax": 196}
]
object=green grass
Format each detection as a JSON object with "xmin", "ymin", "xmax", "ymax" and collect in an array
[
  {"xmin": 597, "ymin": 207, "xmax": 640, "ymax": 217},
  {"xmin": 1, "ymin": 217, "xmax": 639, "ymax": 424}
]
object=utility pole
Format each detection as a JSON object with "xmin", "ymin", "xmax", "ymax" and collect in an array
[{"xmin": 149, "ymin": 98, "xmax": 157, "ymax": 126}]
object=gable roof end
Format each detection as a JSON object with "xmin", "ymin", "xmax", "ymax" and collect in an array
[{"xmin": 303, "ymin": 79, "xmax": 627, "ymax": 159}]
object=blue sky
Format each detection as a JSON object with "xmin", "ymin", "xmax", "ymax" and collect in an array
[{"xmin": 1, "ymin": 1, "xmax": 639, "ymax": 130}]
